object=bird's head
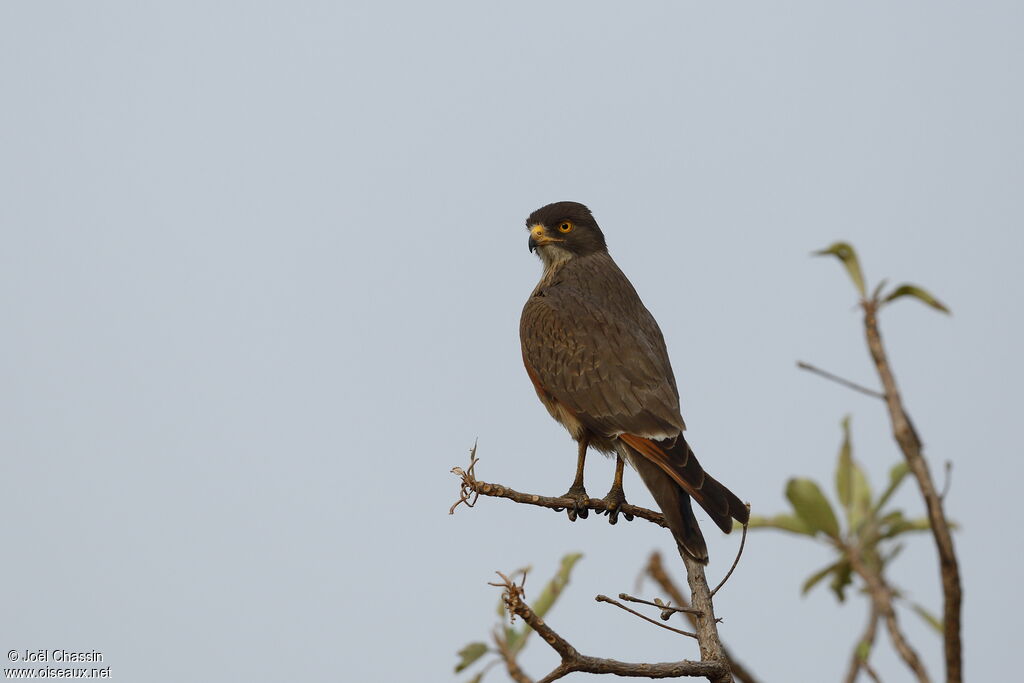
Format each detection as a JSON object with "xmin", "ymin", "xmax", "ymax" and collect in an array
[{"xmin": 525, "ymin": 201, "xmax": 607, "ymax": 267}]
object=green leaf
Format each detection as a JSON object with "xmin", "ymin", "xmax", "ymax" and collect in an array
[
  {"xmin": 880, "ymin": 542, "xmax": 905, "ymax": 568},
  {"xmin": 909, "ymin": 602, "xmax": 944, "ymax": 634},
  {"xmin": 505, "ymin": 626, "xmax": 523, "ymax": 654},
  {"xmin": 871, "ymin": 278, "xmax": 889, "ymax": 302},
  {"xmin": 507, "ymin": 553, "xmax": 583, "ymax": 656},
  {"xmin": 814, "ymin": 241, "xmax": 867, "ymax": 297},
  {"xmin": 856, "ymin": 639, "xmax": 872, "ymax": 662},
  {"xmin": 455, "ymin": 642, "xmax": 489, "ymax": 673},
  {"xmin": 530, "ymin": 553, "xmax": 583, "ymax": 620},
  {"xmin": 882, "ymin": 283, "xmax": 951, "ymax": 314},
  {"xmin": 801, "ymin": 560, "xmax": 843, "ymax": 596},
  {"xmin": 835, "ymin": 416, "xmax": 872, "ymax": 531},
  {"xmin": 829, "ymin": 560, "xmax": 853, "ymax": 602},
  {"xmin": 836, "ymin": 416, "xmax": 854, "ymax": 509},
  {"xmin": 873, "ymin": 462, "xmax": 911, "ymax": 515},
  {"xmin": 786, "ymin": 478, "xmax": 841, "ymax": 539},
  {"xmin": 743, "ymin": 514, "xmax": 815, "ymax": 536},
  {"xmin": 877, "ymin": 509, "xmax": 903, "ymax": 529},
  {"xmin": 879, "ymin": 514, "xmax": 933, "ymax": 540}
]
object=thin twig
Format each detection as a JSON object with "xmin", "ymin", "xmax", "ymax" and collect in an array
[
  {"xmin": 939, "ymin": 461, "xmax": 953, "ymax": 502},
  {"xmin": 863, "ymin": 299, "xmax": 962, "ymax": 683},
  {"xmin": 797, "ymin": 361, "xmax": 885, "ymax": 399},
  {"xmin": 596, "ymin": 594, "xmax": 699, "ymax": 639},
  {"xmin": 711, "ymin": 511, "xmax": 749, "ymax": 597},
  {"xmin": 618, "ymin": 593, "xmax": 703, "ymax": 618},
  {"xmin": 449, "ymin": 442, "xmax": 481, "ymax": 514}
]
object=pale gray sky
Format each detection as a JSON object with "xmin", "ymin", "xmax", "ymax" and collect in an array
[{"xmin": 2, "ymin": 2, "xmax": 1021, "ymax": 681}]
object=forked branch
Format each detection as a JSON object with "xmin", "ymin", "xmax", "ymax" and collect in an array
[
  {"xmin": 845, "ymin": 545, "xmax": 929, "ymax": 682},
  {"xmin": 862, "ymin": 300, "xmax": 962, "ymax": 683},
  {"xmin": 801, "ymin": 280, "xmax": 962, "ymax": 683},
  {"xmin": 490, "ymin": 572, "xmax": 728, "ymax": 683},
  {"xmin": 643, "ymin": 553, "xmax": 762, "ymax": 683},
  {"xmin": 452, "ymin": 452, "xmax": 742, "ymax": 682}
]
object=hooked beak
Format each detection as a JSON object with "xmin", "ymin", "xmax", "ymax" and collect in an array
[{"xmin": 528, "ymin": 224, "xmax": 560, "ymax": 253}]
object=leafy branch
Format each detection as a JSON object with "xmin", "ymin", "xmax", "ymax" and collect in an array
[
  {"xmin": 746, "ymin": 417, "xmax": 948, "ymax": 681},
  {"xmin": 792, "ymin": 242, "xmax": 961, "ymax": 682}
]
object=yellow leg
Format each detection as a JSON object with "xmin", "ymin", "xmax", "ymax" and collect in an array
[
  {"xmin": 561, "ymin": 435, "xmax": 590, "ymax": 521},
  {"xmin": 601, "ymin": 455, "xmax": 633, "ymax": 524}
]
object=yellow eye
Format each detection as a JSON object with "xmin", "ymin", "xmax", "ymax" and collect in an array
[{"xmin": 558, "ymin": 221, "xmax": 574, "ymax": 233}]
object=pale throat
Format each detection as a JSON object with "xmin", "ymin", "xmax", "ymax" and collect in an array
[{"xmin": 536, "ymin": 244, "xmax": 574, "ymax": 276}]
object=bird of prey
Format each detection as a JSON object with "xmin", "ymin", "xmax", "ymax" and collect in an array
[{"xmin": 519, "ymin": 201, "xmax": 748, "ymax": 564}]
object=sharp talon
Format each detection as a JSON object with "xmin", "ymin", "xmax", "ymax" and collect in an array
[
  {"xmin": 599, "ymin": 488, "xmax": 629, "ymax": 526},
  {"xmin": 623, "ymin": 511, "xmax": 634, "ymax": 522},
  {"xmin": 560, "ymin": 486, "xmax": 589, "ymax": 522}
]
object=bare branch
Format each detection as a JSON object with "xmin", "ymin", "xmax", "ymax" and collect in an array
[
  {"xmin": 596, "ymin": 594, "xmax": 698, "ymax": 639},
  {"xmin": 450, "ymin": 452, "xmax": 668, "ymax": 528},
  {"xmin": 797, "ymin": 361, "xmax": 885, "ymax": 399},
  {"xmin": 618, "ymin": 593, "xmax": 703, "ymax": 618},
  {"xmin": 862, "ymin": 300, "xmax": 962, "ymax": 683},
  {"xmin": 939, "ymin": 461, "xmax": 953, "ymax": 502},
  {"xmin": 489, "ymin": 571, "xmax": 727, "ymax": 682}
]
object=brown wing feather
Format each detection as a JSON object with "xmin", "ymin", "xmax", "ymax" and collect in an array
[
  {"xmin": 520, "ymin": 252, "xmax": 685, "ymax": 439},
  {"xmin": 521, "ymin": 252, "xmax": 749, "ymax": 542}
]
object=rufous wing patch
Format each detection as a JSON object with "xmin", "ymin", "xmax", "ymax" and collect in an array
[{"xmin": 620, "ymin": 433, "xmax": 707, "ymax": 503}]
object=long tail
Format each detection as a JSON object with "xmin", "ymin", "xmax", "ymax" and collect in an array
[{"xmin": 620, "ymin": 433, "xmax": 747, "ymax": 564}]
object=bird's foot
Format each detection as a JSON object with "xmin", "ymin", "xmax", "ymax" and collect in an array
[
  {"xmin": 599, "ymin": 485, "xmax": 634, "ymax": 525},
  {"xmin": 555, "ymin": 484, "xmax": 590, "ymax": 521}
]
